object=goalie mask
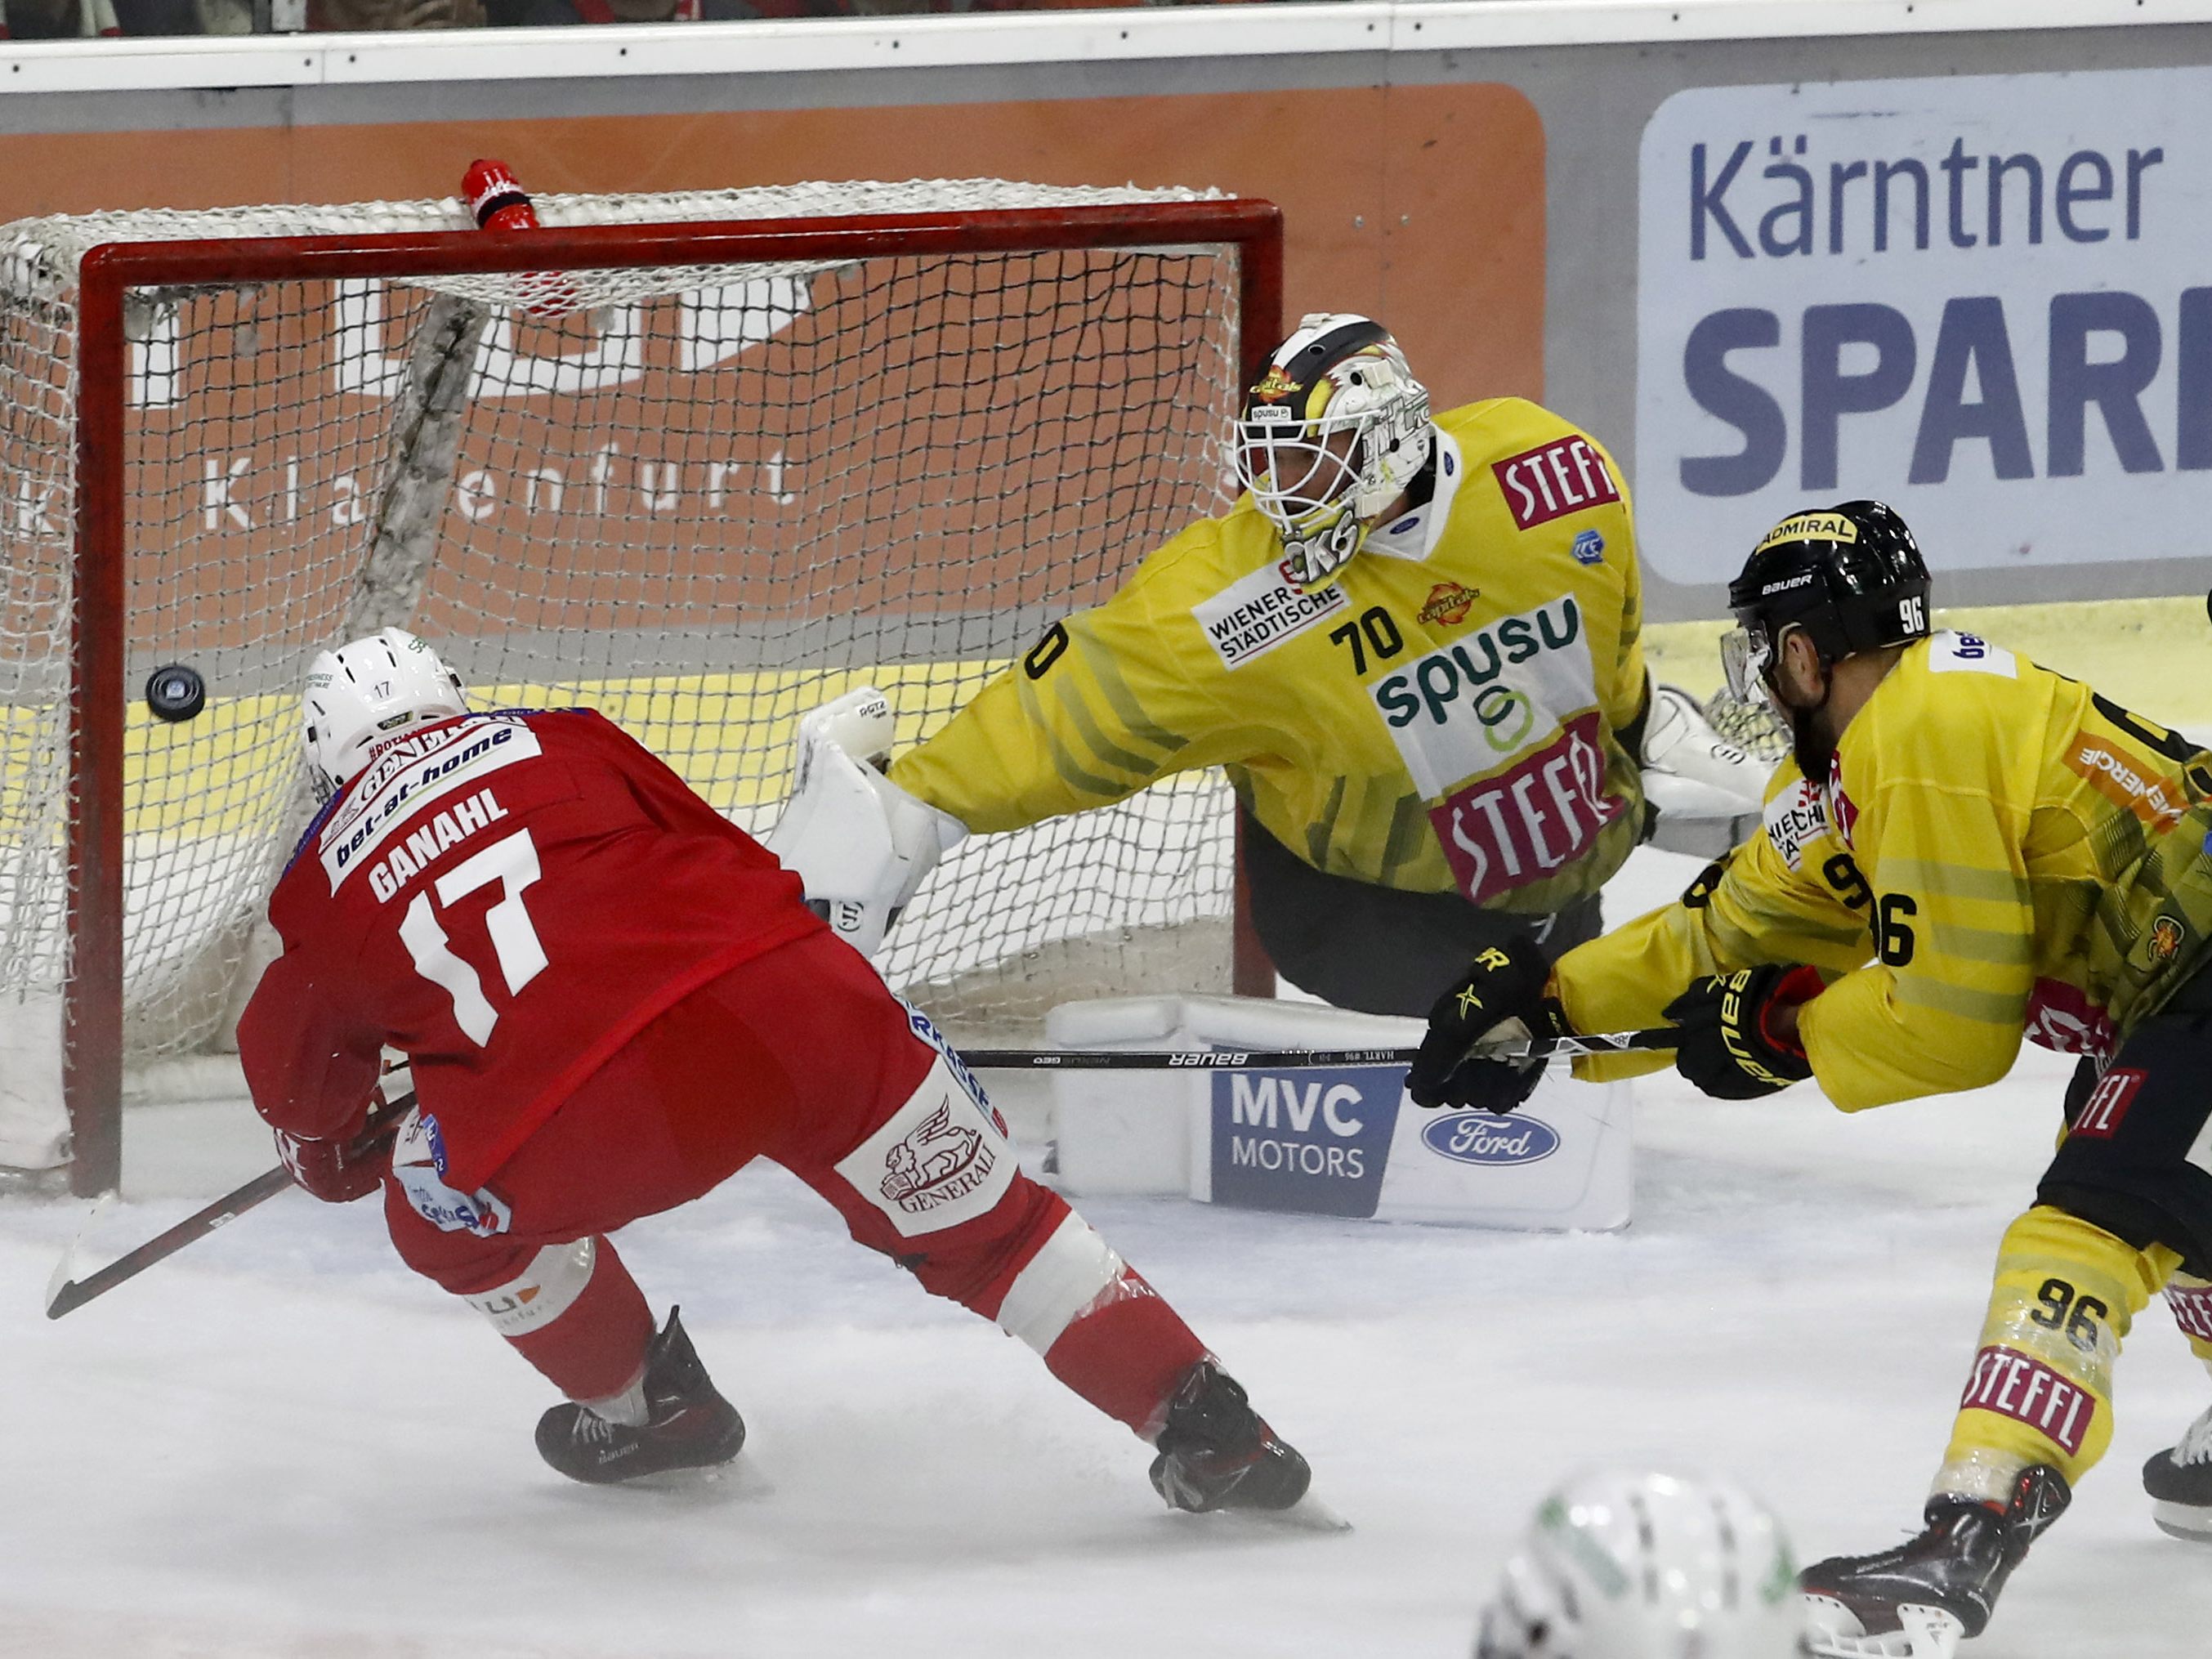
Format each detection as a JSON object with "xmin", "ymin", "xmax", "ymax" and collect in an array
[
  {"xmin": 1233, "ymin": 312, "xmax": 1433, "ymax": 588},
  {"xmin": 1476, "ymin": 1469, "xmax": 1808, "ymax": 1659},
  {"xmin": 302, "ymin": 627, "xmax": 468, "ymax": 802}
]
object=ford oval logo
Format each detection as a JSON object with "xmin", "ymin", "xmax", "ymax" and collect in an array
[{"xmin": 1420, "ymin": 1111, "xmax": 1561, "ymax": 1166}]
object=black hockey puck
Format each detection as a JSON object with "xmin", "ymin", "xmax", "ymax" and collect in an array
[{"xmin": 145, "ymin": 664, "xmax": 207, "ymax": 723}]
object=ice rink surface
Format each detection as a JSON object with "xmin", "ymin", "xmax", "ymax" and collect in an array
[{"xmin": 3, "ymin": 847, "xmax": 2208, "ymax": 1658}]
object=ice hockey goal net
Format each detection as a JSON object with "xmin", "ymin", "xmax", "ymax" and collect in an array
[{"xmin": 0, "ymin": 179, "xmax": 1282, "ymax": 1193}]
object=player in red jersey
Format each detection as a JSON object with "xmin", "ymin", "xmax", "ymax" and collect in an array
[{"xmin": 239, "ymin": 628, "xmax": 1313, "ymax": 1512}]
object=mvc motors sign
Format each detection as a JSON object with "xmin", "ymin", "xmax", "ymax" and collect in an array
[
  {"xmin": 1209, "ymin": 1066, "xmax": 1399, "ymax": 1219},
  {"xmin": 1635, "ymin": 67, "xmax": 2212, "ymax": 584}
]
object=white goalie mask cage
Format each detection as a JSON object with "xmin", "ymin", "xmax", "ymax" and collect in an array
[
  {"xmin": 1475, "ymin": 1469, "xmax": 1808, "ymax": 1659},
  {"xmin": 1232, "ymin": 311, "xmax": 1432, "ymax": 588},
  {"xmin": 303, "ymin": 628, "xmax": 470, "ymax": 801}
]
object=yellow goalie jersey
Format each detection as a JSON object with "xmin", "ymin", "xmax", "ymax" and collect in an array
[
  {"xmin": 1557, "ymin": 631, "xmax": 2212, "ymax": 1108},
  {"xmin": 888, "ymin": 399, "xmax": 1649, "ymax": 914}
]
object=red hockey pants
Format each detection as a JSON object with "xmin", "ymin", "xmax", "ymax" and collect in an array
[{"xmin": 381, "ymin": 928, "xmax": 1204, "ymax": 1437}]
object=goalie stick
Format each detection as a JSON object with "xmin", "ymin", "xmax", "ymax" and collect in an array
[
  {"xmin": 44, "ymin": 1098, "xmax": 413, "ymax": 1321},
  {"xmin": 959, "ymin": 1026, "xmax": 1682, "ymax": 1071}
]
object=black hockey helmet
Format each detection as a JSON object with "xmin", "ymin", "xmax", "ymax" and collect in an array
[{"xmin": 1721, "ymin": 500, "xmax": 1932, "ymax": 701}]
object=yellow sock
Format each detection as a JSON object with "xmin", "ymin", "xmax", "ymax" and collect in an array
[{"xmin": 1934, "ymin": 1205, "xmax": 2178, "ymax": 1504}]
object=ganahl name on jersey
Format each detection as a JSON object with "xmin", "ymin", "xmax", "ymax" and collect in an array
[
  {"xmin": 317, "ymin": 715, "xmax": 540, "ymax": 893},
  {"xmin": 364, "ymin": 788, "xmax": 510, "ymax": 904},
  {"xmin": 1192, "ymin": 557, "xmax": 1348, "ymax": 669},
  {"xmin": 1491, "ymin": 435, "xmax": 1620, "ymax": 531}
]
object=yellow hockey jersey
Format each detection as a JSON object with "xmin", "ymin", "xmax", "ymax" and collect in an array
[
  {"xmin": 1557, "ymin": 631, "xmax": 2212, "ymax": 1108},
  {"xmin": 889, "ymin": 399, "xmax": 1649, "ymax": 914}
]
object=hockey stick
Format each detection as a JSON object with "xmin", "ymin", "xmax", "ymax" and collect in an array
[
  {"xmin": 959, "ymin": 1027, "xmax": 1681, "ymax": 1071},
  {"xmin": 43, "ymin": 1098, "xmax": 413, "ymax": 1321}
]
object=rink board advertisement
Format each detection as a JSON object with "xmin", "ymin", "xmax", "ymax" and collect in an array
[
  {"xmin": 1635, "ymin": 67, "xmax": 2212, "ymax": 586},
  {"xmin": 1195, "ymin": 1066, "xmax": 1631, "ymax": 1230}
]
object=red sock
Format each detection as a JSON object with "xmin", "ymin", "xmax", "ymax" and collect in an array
[
  {"xmin": 480, "ymin": 1236, "xmax": 657, "ymax": 1402},
  {"xmin": 1039, "ymin": 1264, "xmax": 1209, "ymax": 1438}
]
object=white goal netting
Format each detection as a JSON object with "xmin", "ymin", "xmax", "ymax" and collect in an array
[{"xmin": 0, "ymin": 179, "xmax": 1251, "ymax": 1171}]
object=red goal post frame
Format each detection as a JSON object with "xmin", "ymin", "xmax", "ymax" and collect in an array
[{"xmin": 65, "ymin": 198, "xmax": 1285, "ymax": 1196}]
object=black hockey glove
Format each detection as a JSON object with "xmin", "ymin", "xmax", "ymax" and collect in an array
[
  {"xmin": 1662, "ymin": 964, "xmax": 1823, "ymax": 1101},
  {"xmin": 1407, "ymin": 937, "xmax": 1569, "ymax": 1114}
]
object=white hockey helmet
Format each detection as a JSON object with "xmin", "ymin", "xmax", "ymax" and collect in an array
[
  {"xmin": 1475, "ymin": 1469, "xmax": 1807, "ymax": 1659},
  {"xmin": 1233, "ymin": 311, "xmax": 1433, "ymax": 588},
  {"xmin": 302, "ymin": 627, "xmax": 467, "ymax": 802}
]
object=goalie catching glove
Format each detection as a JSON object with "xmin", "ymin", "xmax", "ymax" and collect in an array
[
  {"xmin": 1661, "ymin": 964, "xmax": 1823, "ymax": 1100},
  {"xmin": 763, "ymin": 686, "xmax": 968, "ymax": 957},
  {"xmin": 1407, "ymin": 937, "xmax": 1569, "ymax": 1114}
]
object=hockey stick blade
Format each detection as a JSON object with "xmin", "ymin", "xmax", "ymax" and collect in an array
[
  {"xmin": 960, "ymin": 1027, "xmax": 1679, "ymax": 1071},
  {"xmin": 44, "ymin": 1164, "xmax": 293, "ymax": 1320},
  {"xmin": 43, "ymin": 1094, "xmax": 415, "ymax": 1321}
]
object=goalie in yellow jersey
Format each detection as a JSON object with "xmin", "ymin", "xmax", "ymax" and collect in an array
[
  {"xmin": 767, "ymin": 314, "xmax": 1771, "ymax": 1015},
  {"xmin": 1410, "ymin": 500, "xmax": 2212, "ymax": 1657}
]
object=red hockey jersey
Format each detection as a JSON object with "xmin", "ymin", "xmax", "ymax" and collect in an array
[{"xmin": 238, "ymin": 708, "xmax": 824, "ymax": 1192}]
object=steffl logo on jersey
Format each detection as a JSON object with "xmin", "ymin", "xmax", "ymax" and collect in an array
[
  {"xmin": 1493, "ymin": 436, "xmax": 1620, "ymax": 530},
  {"xmin": 1429, "ymin": 712, "xmax": 1624, "ymax": 905}
]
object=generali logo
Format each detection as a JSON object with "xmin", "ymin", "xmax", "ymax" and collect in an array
[{"xmin": 878, "ymin": 1100, "xmax": 995, "ymax": 1217}]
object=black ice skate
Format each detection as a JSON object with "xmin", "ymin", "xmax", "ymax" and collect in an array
[
  {"xmin": 2144, "ymin": 1402, "xmax": 2212, "ymax": 1544},
  {"xmin": 1147, "ymin": 1360, "xmax": 1312, "ymax": 1516},
  {"xmin": 1799, "ymin": 1465, "xmax": 2070, "ymax": 1657},
  {"xmin": 534, "ymin": 1307, "xmax": 746, "ymax": 1485}
]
